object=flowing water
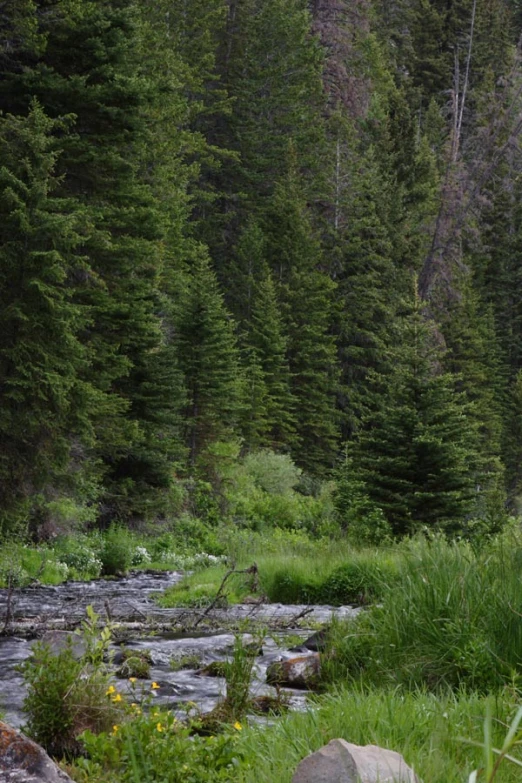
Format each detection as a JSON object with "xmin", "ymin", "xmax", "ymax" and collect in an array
[{"xmin": 0, "ymin": 571, "xmax": 359, "ymax": 728}]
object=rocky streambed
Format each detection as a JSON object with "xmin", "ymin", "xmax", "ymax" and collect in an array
[{"xmin": 0, "ymin": 571, "xmax": 359, "ymax": 728}]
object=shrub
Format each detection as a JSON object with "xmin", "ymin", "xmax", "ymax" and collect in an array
[
  {"xmin": 318, "ymin": 557, "xmax": 398, "ymax": 605},
  {"xmin": 99, "ymin": 527, "xmax": 132, "ymax": 576},
  {"xmin": 73, "ymin": 710, "xmax": 243, "ymax": 782},
  {"xmin": 131, "ymin": 546, "xmax": 151, "ymax": 566},
  {"xmin": 334, "ymin": 465, "xmax": 392, "ymax": 546},
  {"xmin": 61, "ymin": 548, "xmax": 102, "ymax": 579},
  {"xmin": 22, "ymin": 607, "xmax": 121, "ymax": 758},
  {"xmin": 242, "ymin": 450, "xmax": 301, "ymax": 495}
]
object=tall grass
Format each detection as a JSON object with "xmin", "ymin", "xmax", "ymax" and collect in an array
[
  {"xmin": 160, "ymin": 541, "xmax": 401, "ymax": 607},
  {"xmin": 236, "ymin": 688, "xmax": 522, "ymax": 783},
  {"xmin": 325, "ymin": 533, "xmax": 522, "ymax": 691}
]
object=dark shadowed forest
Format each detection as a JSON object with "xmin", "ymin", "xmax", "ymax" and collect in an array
[{"xmin": 2, "ymin": 0, "xmax": 522, "ymax": 542}]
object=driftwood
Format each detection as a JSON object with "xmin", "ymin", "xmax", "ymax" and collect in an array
[{"xmin": 192, "ymin": 563, "xmax": 258, "ymax": 628}]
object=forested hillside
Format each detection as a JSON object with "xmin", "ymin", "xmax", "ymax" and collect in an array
[{"xmin": 2, "ymin": 0, "xmax": 522, "ymax": 539}]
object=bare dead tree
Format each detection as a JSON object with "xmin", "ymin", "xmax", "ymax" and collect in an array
[{"xmin": 419, "ymin": 12, "xmax": 522, "ymax": 304}]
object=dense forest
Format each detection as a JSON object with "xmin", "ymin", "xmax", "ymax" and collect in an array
[{"xmin": 2, "ymin": 0, "xmax": 522, "ymax": 540}]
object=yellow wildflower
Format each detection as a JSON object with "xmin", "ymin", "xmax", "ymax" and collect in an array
[
  {"xmin": 156, "ymin": 722, "xmax": 163, "ymax": 732},
  {"xmin": 112, "ymin": 725, "xmax": 119, "ymax": 734},
  {"xmin": 234, "ymin": 721, "xmax": 242, "ymax": 731},
  {"xmin": 112, "ymin": 693, "xmax": 122, "ymax": 703},
  {"xmin": 129, "ymin": 677, "xmax": 137, "ymax": 683},
  {"xmin": 105, "ymin": 685, "xmax": 116, "ymax": 696},
  {"xmin": 151, "ymin": 681, "xmax": 160, "ymax": 690}
]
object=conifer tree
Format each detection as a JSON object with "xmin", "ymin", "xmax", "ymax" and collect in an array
[
  {"xmin": 176, "ymin": 254, "xmax": 243, "ymax": 468},
  {"xmin": 201, "ymin": 0, "xmax": 327, "ymax": 270},
  {"xmin": 351, "ymin": 283, "xmax": 479, "ymax": 536},
  {"xmin": 440, "ymin": 277, "xmax": 506, "ymax": 525},
  {"xmin": 246, "ymin": 264, "xmax": 296, "ymax": 450},
  {"xmin": 0, "ymin": 0, "xmax": 189, "ymax": 521},
  {"xmin": 263, "ymin": 167, "xmax": 339, "ymax": 474},
  {"xmin": 333, "ymin": 145, "xmax": 398, "ymax": 437},
  {"xmin": 0, "ymin": 103, "xmax": 92, "ymax": 534}
]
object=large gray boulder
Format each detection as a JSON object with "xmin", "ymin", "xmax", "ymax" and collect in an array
[
  {"xmin": 0, "ymin": 721, "xmax": 74, "ymax": 783},
  {"xmin": 292, "ymin": 739, "xmax": 419, "ymax": 783}
]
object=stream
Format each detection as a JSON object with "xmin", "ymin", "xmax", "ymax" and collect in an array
[{"xmin": 0, "ymin": 571, "xmax": 359, "ymax": 728}]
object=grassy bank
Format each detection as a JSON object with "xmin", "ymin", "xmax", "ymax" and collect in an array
[
  {"xmin": 323, "ymin": 533, "xmax": 522, "ymax": 691},
  {"xmin": 0, "ymin": 520, "xmax": 228, "ymax": 586},
  {"xmin": 236, "ymin": 687, "xmax": 522, "ymax": 783},
  {"xmin": 159, "ymin": 532, "xmax": 402, "ymax": 607}
]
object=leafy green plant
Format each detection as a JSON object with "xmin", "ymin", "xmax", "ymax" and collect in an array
[
  {"xmin": 21, "ymin": 607, "xmax": 121, "ymax": 758},
  {"xmin": 223, "ymin": 634, "xmax": 260, "ymax": 722},
  {"xmin": 72, "ymin": 708, "xmax": 243, "ymax": 782},
  {"xmin": 99, "ymin": 527, "xmax": 132, "ymax": 576}
]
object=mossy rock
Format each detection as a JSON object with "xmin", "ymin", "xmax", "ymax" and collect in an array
[
  {"xmin": 196, "ymin": 661, "xmax": 230, "ymax": 678},
  {"xmin": 116, "ymin": 655, "xmax": 151, "ymax": 679},
  {"xmin": 170, "ymin": 654, "xmax": 202, "ymax": 671}
]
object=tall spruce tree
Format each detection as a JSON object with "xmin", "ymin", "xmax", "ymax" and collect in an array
[
  {"xmin": 333, "ymin": 144, "xmax": 398, "ymax": 438},
  {"xmin": 176, "ymin": 254, "xmax": 243, "ymax": 469},
  {"xmin": 199, "ymin": 0, "xmax": 327, "ymax": 271},
  {"xmin": 245, "ymin": 263, "xmax": 296, "ymax": 449},
  {"xmin": 350, "ymin": 283, "xmax": 479, "ymax": 536},
  {"xmin": 0, "ymin": 103, "xmax": 93, "ymax": 535},
  {"xmin": 0, "ymin": 0, "xmax": 188, "ymax": 521},
  {"xmin": 263, "ymin": 166, "xmax": 339, "ymax": 474}
]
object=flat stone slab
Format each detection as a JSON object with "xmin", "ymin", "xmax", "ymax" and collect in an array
[{"xmin": 292, "ymin": 739, "xmax": 419, "ymax": 783}]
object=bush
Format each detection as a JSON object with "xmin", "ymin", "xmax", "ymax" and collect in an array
[
  {"xmin": 131, "ymin": 546, "xmax": 152, "ymax": 566},
  {"xmin": 99, "ymin": 527, "xmax": 132, "ymax": 576},
  {"xmin": 318, "ymin": 558, "xmax": 396, "ymax": 605},
  {"xmin": 242, "ymin": 450, "xmax": 302, "ymax": 495},
  {"xmin": 72, "ymin": 710, "xmax": 243, "ymax": 782},
  {"xmin": 60, "ymin": 547, "xmax": 102, "ymax": 579},
  {"xmin": 334, "ymin": 465, "xmax": 392, "ymax": 545},
  {"xmin": 22, "ymin": 607, "xmax": 121, "ymax": 758}
]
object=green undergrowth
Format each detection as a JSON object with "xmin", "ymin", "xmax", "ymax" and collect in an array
[
  {"xmin": 322, "ymin": 532, "xmax": 522, "ymax": 692},
  {"xmin": 159, "ymin": 541, "xmax": 402, "ymax": 608},
  {"xmin": 63, "ymin": 686, "xmax": 522, "ymax": 782},
  {"xmin": 0, "ymin": 521, "xmax": 228, "ymax": 587}
]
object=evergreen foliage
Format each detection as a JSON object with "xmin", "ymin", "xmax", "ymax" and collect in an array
[
  {"xmin": 263, "ymin": 166, "xmax": 339, "ymax": 474},
  {"xmin": 176, "ymin": 254, "xmax": 243, "ymax": 468},
  {"xmin": 0, "ymin": 103, "xmax": 92, "ymax": 535},
  {"xmin": 349, "ymin": 285, "xmax": 479, "ymax": 536},
  {"xmin": 0, "ymin": 0, "xmax": 521, "ymax": 537}
]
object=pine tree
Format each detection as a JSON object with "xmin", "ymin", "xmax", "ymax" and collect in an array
[
  {"xmin": 263, "ymin": 166, "xmax": 339, "ymax": 474},
  {"xmin": 246, "ymin": 264, "xmax": 296, "ymax": 449},
  {"xmin": 0, "ymin": 0, "xmax": 189, "ymax": 521},
  {"xmin": 0, "ymin": 103, "xmax": 92, "ymax": 535},
  {"xmin": 333, "ymin": 145, "xmax": 398, "ymax": 437},
  {"xmin": 351, "ymin": 283, "xmax": 479, "ymax": 536},
  {"xmin": 176, "ymin": 254, "xmax": 243, "ymax": 468},
  {"xmin": 200, "ymin": 0, "xmax": 327, "ymax": 269},
  {"xmin": 440, "ymin": 277, "xmax": 506, "ymax": 526}
]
